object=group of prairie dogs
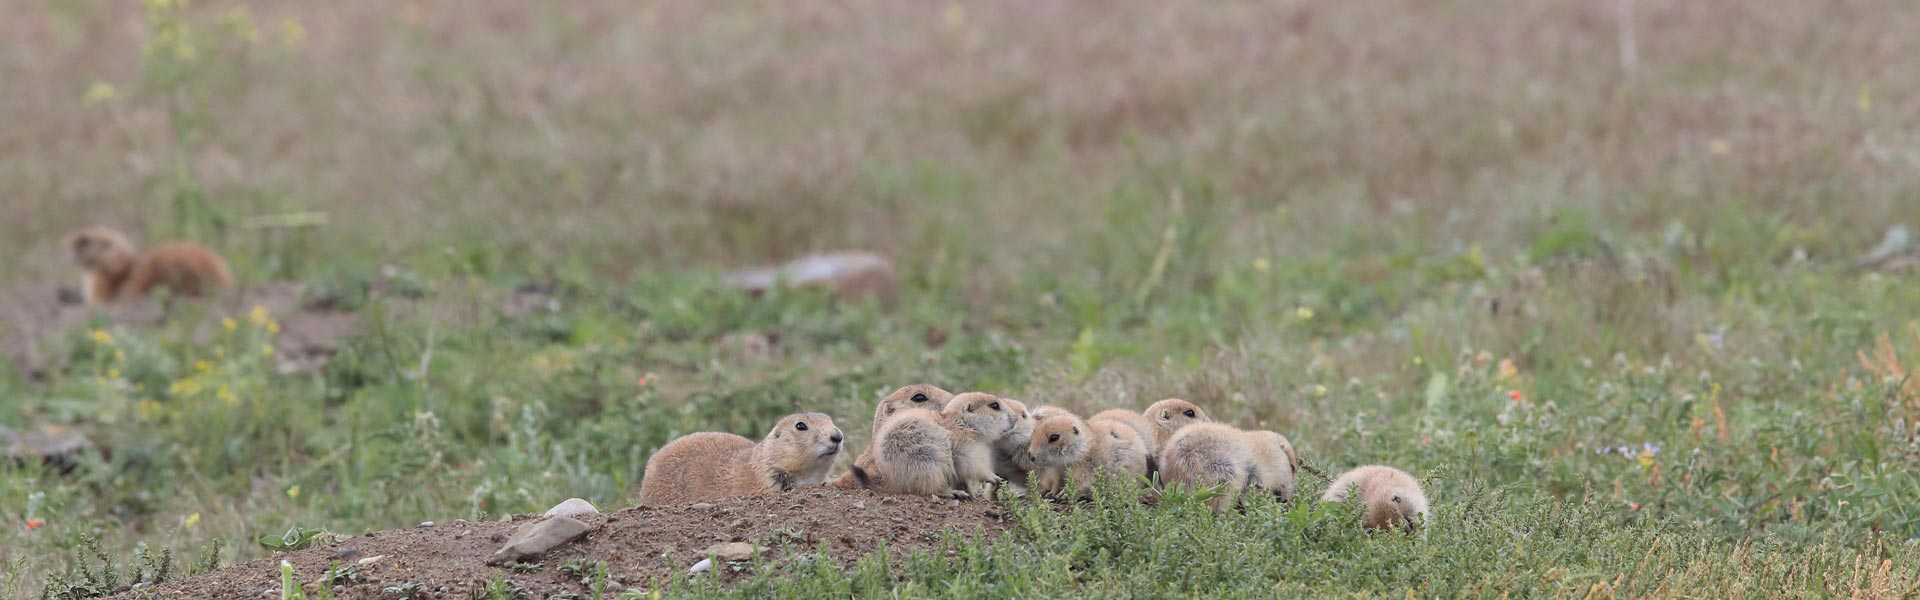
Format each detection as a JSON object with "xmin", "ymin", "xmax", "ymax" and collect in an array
[
  {"xmin": 61, "ymin": 226, "xmax": 234, "ymax": 305},
  {"xmin": 639, "ymin": 384, "xmax": 1430, "ymax": 533}
]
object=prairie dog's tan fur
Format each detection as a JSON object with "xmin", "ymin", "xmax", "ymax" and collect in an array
[
  {"xmin": 1144, "ymin": 399, "xmax": 1211, "ymax": 447},
  {"xmin": 638, "ymin": 413, "xmax": 844, "ymax": 506},
  {"xmin": 1322, "ymin": 465, "xmax": 1428, "ymax": 532},
  {"xmin": 833, "ymin": 384, "xmax": 952, "ymax": 490},
  {"xmin": 990, "ymin": 398, "xmax": 1036, "ymax": 483},
  {"xmin": 863, "ymin": 392, "xmax": 1015, "ymax": 498},
  {"xmin": 1242, "ymin": 430, "xmax": 1299, "ymax": 501},
  {"xmin": 1159, "ymin": 422, "xmax": 1254, "ymax": 513},
  {"xmin": 1089, "ymin": 409, "xmax": 1161, "ymax": 460},
  {"xmin": 64, "ymin": 227, "xmax": 233, "ymax": 304}
]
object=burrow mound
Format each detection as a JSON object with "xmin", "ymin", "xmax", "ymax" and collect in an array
[{"xmin": 128, "ymin": 488, "xmax": 1008, "ymax": 599}]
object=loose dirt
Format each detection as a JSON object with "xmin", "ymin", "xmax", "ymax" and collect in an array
[{"xmin": 127, "ymin": 488, "xmax": 1007, "ymax": 598}]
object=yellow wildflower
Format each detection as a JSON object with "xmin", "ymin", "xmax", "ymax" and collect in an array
[
  {"xmin": 113, "ymin": 349, "xmax": 125, "ymax": 363},
  {"xmin": 1295, "ymin": 307, "xmax": 1315, "ymax": 321},
  {"xmin": 184, "ymin": 512, "xmax": 200, "ymax": 527},
  {"xmin": 1314, "ymin": 384, "xmax": 1328, "ymax": 397},
  {"xmin": 217, "ymin": 385, "xmax": 236, "ymax": 404},
  {"xmin": 287, "ymin": 485, "xmax": 300, "ymax": 499},
  {"xmin": 90, "ymin": 329, "xmax": 114, "ymax": 346},
  {"xmin": 249, "ymin": 305, "xmax": 272, "ymax": 325},
  {"xmin": 83, "ymin": 81, "xmax": 116, "ymax": 106},
  {"xmin": 169, "ymin": 378, "xmax": 202, "ymax": 397},
  {"xmin": 195, "ymin": 360, "xmax": 214, "ymax": 373},
  {"xmin": 1253, "ymin": 258, "xmax": 1271, "ymax": 272},
  {"xmin": 223, "ymin": 318, "xmax": 238, "ymax": 332},
  {"xmin": 108, "ymin": 369, "xmax": 120, "ymax": 379},
  {"xmin": 262, "ymin": 345, "xmax": 276, "ymax": 358},
  {"xmin": 279, "ymin": 18, "xmax": 305, "ymax": 48}
]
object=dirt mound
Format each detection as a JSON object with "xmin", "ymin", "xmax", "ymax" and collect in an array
[{"xmin": 131, "ymin": 488, "xmax": 1007, "ymax": 598}]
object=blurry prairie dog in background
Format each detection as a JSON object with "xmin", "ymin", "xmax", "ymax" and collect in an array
[{"xmin": 64, "ymin": 226, "xmax": 233, "ymax": 305}]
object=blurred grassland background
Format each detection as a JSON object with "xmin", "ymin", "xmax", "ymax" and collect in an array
[{"xmin": 3, "ymin": 0, "xmax": 1920, "ymax": 596}]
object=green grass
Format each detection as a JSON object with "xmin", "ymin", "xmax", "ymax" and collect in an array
[{"xmin": 5, "ymin": 0, "xmax": 1920, "ymax": 597}]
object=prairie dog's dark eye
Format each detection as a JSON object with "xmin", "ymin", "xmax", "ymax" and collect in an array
[
  {"xmin": 911, "ymin": 393, "xmax": 929, "ymax": 403},
  {"xmin": 1048, "ymin": 433, "xmax": 1061, "ymax": 443},
  {"xmin": 795, "ymin": 422, "xmax": 809, "ymax": 431},
  {"xmin": 1183, "ymin": 409, "xmax": 1196, "ymax": 418},
  {"xmin": 989, "ymin": 402, "xmax": 1001, "ymax": 411}
]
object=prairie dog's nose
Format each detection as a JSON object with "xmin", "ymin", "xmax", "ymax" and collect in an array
[{"xmin": 830, "ymin": 430, "xmax": 844, "ymax": 444}]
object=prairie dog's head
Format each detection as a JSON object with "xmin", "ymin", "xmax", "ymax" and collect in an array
[
  {"xmin": 63, "ymin": 227, "xmax": 136, "ymax": 270},
  {"xmin": 943, "ymin": 392, "xmax": 1013, "ymax": 439},
  {"xmin": 763, "ymin": 412, "xmax": 845, "ymax": 469},
  {"xmin": 998, "ymin": 398, "xmax": 1035, "ymax": 447},
  {"xmin": 1094, "ymin": 420, "xmax": 1143, "ymax": 453},
  {"xmin": 1026, "ymin": 414, "xmax": 1089, "ymax": 468},
  {"xmin": 1365, "ymin": 489, "xmax": 1427, "ymax": 534},
  {"xmin": 1145, "ymin": 399, "xmax": 1210, "ymax": 436},
  {"xmin": 872, "ymin": 384, "xmax": 953, "ymax": 433}
]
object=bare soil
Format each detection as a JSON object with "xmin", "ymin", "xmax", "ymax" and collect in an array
[{"xmin": 127, "ymin": 488, "xmax": 1007, "ymax": 598}]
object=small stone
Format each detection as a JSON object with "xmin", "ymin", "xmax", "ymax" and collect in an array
[
  {"xmin": 455, "ymin": 529, "xmax": 472, "ymax": 539},
  {"xmin": 327, "ymin": 548, "xmax": 362, "ymax": 561},
  {"xmin": 714, "ymin": 508, "xmax": 733, "ymax": 516},
  {"xmin": 880, "ymin": 497, "xmax": 898, "ymax": 505},
  {"xmin": 358, "ymin": 555, "xmax": 386, "ymax": 566},
  {"xmin": 729, "ymin": 518, "xmax": 749, "ymax": 529},
  {"xmin": 985, "ymin": 509, "xmax": 1003, "ymax": 519},
  {"xmin": 489, "ymin": 533, "xmax": 507, "ymax": 543},
  {"xmin": 485, "ymin": 516, "xmax": 593, "ymax": 565},
  {"xmin": 689, "ymin": 503, "xmax": 715, "ymax": 511},
  {"xmin": 852, "ymin": 501, "xmax": 865, "ymax": 510},
  {"xmin": 721, "ymin": 251, "xmax": 898, "ymax": 301},
  {"xmin": 701, "ymin": 542, "xmax": 761, "ymax": 562},
  {"xmin": 689, "ymin": 558, "xmax": 713, "ymax": 574},
  {"xmin": 606, "ymin": 582, "xmax": 625, "ymax": 593},
  {"xmin": 543, "ymin": 498, "xmax": 599, "ymax": 519},
  {"xmin": 606, "ymin": 515, "xmax": 620, "ymax": 523},
  {"xmin": 419, "ymin": 521, "xmax": 435, "ymax": 527}
]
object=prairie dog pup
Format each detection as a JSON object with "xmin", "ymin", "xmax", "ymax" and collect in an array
[
  {"xmin": 941, "ymin": 392, "xmax": 1017, "ymax": 495},
  {"xmin": 1242, "ymin": 430, "xmax": 1298, "ymax": 502},
  {"xmin": 1159, "ymin": 422, "xmax": 1254, "ymax": 513},
  {"xmin": 834, "ymin": 384, "xmax": 953, "ymax": 490},
  {"xmin": 1089, "ymin": 408, "xmax": 1161, "ymax": 468},
  {"xmin": 1321, "ymin": 465, "xmax": 1428, "ymax": 533},
  {"xmin": 1144, "ymin": 399, "xmax": 1211, "ymax": 447},
  {"xmin": 638, "ymin": 413, "xmax": 844, "ymax": 506},
  {"xmin": 990, "ymin": 398, "xmax": 1036, "ymax": 483},
  {"xmin": 1024, "ymin": 414, "xmax": 1151, "ymax": 497},
  {"xmin": 862, "ymin": 392, "xmax": 1014, "ymax": 498},
  {"xmin": 64, "ymin": 227, "xmax": 233, "ymax": 304}
]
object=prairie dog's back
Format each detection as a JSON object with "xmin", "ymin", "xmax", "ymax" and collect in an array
[
  {"xmin": 870, "ymin": 408, "xmax": 956, "ymax": 496},
  {"xmin": 1322, "ymin": 465, "xmax": 1427, "ymax": 532},
  {"xmin": 1089, "ymin": 409, "xmax": 1160, "ymax": 458},
  {"xmin": 1160, "ymin": 422, "xmax": 1254, "ymax": 513},
  {"xmin": 1241, "ymin": 430, "xmax": 1298, "ymax": 501},
  {"xmin": 638, "ymin": 432, "xmax": 755, "ymax": 506}
]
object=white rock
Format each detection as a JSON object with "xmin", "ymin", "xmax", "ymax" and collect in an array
[
  {"xmin": 357, "ymin": 555, "xmax": 386, "ymax": 566},
  {"xmin": 689, "ymin": 558, "xmax": 713, "ymax": 574},
  {"xmin": 543, "ymin": 498, "xmax": 600, "ymax": 519}
]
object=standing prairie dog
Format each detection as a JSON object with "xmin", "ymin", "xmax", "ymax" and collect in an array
[
  {"xmin": 858, "ymin": 392, "xmax": 1014, "ymax": 498},
  {"xmin": 832, "ymin": 384, "xmax": 953, "ymax": 490},
  {"xmin": 1159, "ymin": 422, "xmax": 1255, "ymax": 514},
  {"xmin": 64, "ymin": 226, "xmax": 233, "ymax": 304},
  {"xmin": 1144, "ymin": 399, "xmax": 1211, "ymax": 447},
  {"xmin": 1028, "ymin": 414, "xmax": 1150, "ymax": 497},
  {"xmin": 1242, "ymin": 430, "xmax": 1299, "ymax": 502},
  {"xmin": 1322, "ymin": 465, "xmax": 1428, "ymax": 533},
  {"xmin": 638, "ymin": 413, "xmax": 844, "ymax": 506}
]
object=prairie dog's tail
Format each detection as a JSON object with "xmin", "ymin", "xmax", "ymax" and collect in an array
[{"xmin": 850, "ymin": 465, "xmax": 874, "ymax": 489}]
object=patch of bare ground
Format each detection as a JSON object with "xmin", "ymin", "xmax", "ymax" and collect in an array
[{"xmin": 127, "ymin": 488, "xmax": 1006, "ymax": 599}]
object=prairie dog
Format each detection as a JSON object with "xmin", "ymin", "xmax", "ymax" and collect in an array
[
  {"xmin": 1023, "ymin": 411, "xmax": 1151, "ymax": 496},
  {"xmin": 860, "ymin": 392, "xmax": 1014, "ymax": 498},
  {"xmin": 1241, "ymin": 430, "xmax": 1298, "ymax": 502},
  {"xmin": 638, "ymin": 413, "xmax": 844, "ymax": 506},
  {"xmin": 990, "ymin": 398, "xmax": 1037, "ymax": 483},
  {"xmin": 1088, "ymin": 408, "xmax": 1161, "ymax": 467},
  {"xmin": 1143, "ymin": 399, "xmax": 1211, "ymax": 447},
  {"xmin": 941, "ymin": 392, "xmax": 1017, "ymax": 496},
  {"xmin": 1321, "ymin": 465, "xmax": 1428, "ymax": 533},
  {"xmin": 1159, "ymin": 423, "xmax": 1254, "ymax": 513},
  {"xmin": 833, "ymin": 384, "xmax": 953, "ymax": 490},
  {"xmin": 64, "ymin": 226, "xmax": 233, "ymax": 304}
]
